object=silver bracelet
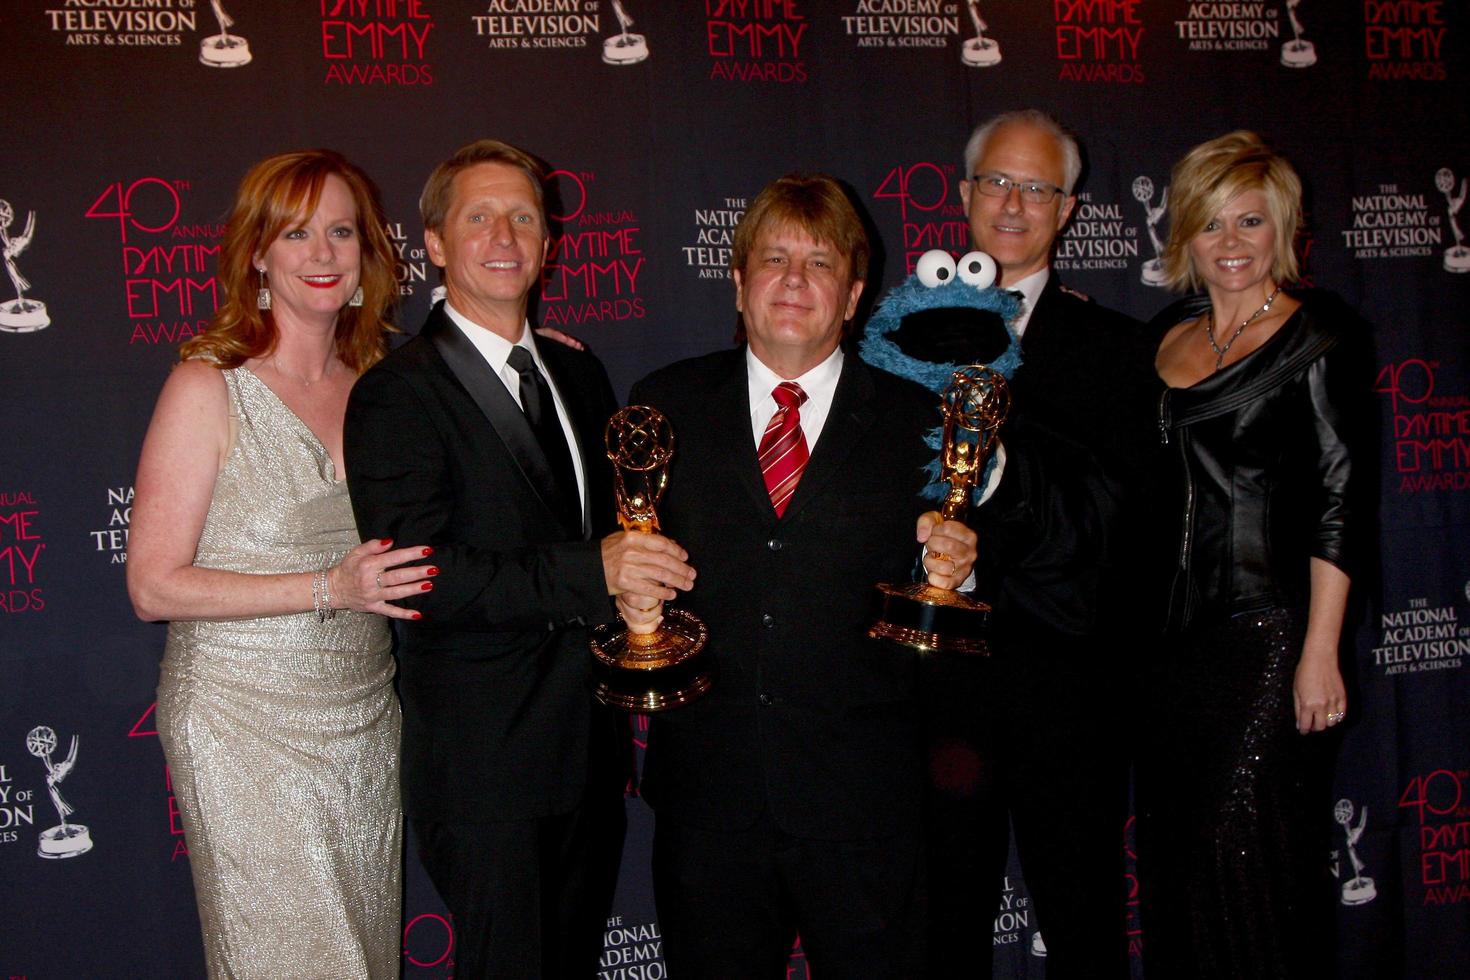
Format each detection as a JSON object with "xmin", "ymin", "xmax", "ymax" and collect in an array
[{"xmin": 312, "ymin": 566, "xmax": 336, "ymax": 622}]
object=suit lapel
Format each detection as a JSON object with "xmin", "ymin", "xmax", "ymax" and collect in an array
[
  {"xmin": 1020, "ymin": 276, "xmax": 1061, "ymax": 357},
  {"xmin": 694, "ymin": 353, "xmax": 771, "ymax": 516},
  {"xmin": 423, "ymin": 310, "xmax": 578, "ymax": 535},
  {"xmin": 779, "ymin": 353, "xmax": 876, "ymax": 523}
]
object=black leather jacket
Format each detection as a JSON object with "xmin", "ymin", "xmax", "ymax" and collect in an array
[{"xmin": 1152, "ymin": 291, "xmax": 1366, "ymax": 634}]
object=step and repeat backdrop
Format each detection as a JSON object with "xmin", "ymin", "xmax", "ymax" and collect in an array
[{"xmin": 2, "ymin": 2, "xmax": 1467, "ymax": 977}]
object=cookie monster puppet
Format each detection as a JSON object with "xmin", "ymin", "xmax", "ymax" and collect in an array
[{"xmin": 859, "ymin": 248, "xmax": 1023, "ymax": 503}]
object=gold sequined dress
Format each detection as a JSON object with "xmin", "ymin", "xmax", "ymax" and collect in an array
[{"xmin": 157, "ymin": 367, "xmax": 402, "ymax": 979}]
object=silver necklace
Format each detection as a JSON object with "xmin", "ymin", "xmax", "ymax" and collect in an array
[
  {"xmin": 268, "ymin": 356, "xmax": 331, "ymax": 387},
  {"xmin": 1205, "ymin": 285, "xmax": 1282, "ymax": 370}
]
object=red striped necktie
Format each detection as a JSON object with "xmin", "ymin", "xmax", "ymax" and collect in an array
[{"xmin": 758, "ymin": 381, "xmax": 809, "ymax": 517}]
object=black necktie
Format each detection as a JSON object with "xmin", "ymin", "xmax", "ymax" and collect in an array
[{"xmin": 506, "ymin": 346, "xmax": 581, "ymax": 532}]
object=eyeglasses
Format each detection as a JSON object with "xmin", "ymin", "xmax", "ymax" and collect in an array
[{"xmin": 970, "ymin": 173, "xmax": 1066, "ymax": 205}]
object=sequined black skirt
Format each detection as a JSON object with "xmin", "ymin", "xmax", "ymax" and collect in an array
[{"xmin": 1136, "ymin": 607, "xmax": 1336, "ymax": 979}]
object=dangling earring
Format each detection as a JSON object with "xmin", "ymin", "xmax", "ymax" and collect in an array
[
  {"xmin": 256, "ymin": 268, "xmax": 271, "ymax": 311},
  {"xmin": 348, "ymin": 286, "xmax": 364, "ymax": 307}
]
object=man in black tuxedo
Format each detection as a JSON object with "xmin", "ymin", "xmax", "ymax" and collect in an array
[
  {"xmin": 922, "ymin": 110, "xmax": 1158, "ymax": 978},
  {"xmin": 616, "ymin": 174, "xmax": 980, "ymax": 978},
  {"xmin": 343, "ymin": 140, "xmax": 695, "ymax": 979}
]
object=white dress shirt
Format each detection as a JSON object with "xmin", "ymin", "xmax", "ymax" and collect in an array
[
  {"xmin": 973, "ymin": 268, "xmax": 1047, "ymax": 508},
  {"xmin": 745, "ymin": 345, "xmax": 845, "ymax": 450},
  {"xmin": 443, "ymin": 302, "xmax": 588, "ymax": 519},
  {"xmin": 1007, "ymin": 267, "xmax": 1049, "ymax": 340}
]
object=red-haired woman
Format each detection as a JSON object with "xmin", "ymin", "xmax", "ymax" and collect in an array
[{"xmin": 128, "ymin": 150, "xmax": 432, "ymax": 978}]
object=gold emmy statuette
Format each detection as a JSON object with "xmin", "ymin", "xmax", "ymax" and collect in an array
[
  {"xmin": 868, "ymin": 364, "xmax": 1010, "ymax": 655},
  {"xmin": 590, "ymin": 406, "xmax": 711, "ymax": 711}
]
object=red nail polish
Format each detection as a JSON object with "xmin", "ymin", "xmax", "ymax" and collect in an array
[
  {"xmin": 421, "ymin": 582, "xmax": 433, "ymax": 591},
  {"xmin": 411, "ymin": 612, "xmax": 423, "ymax": 621},
  {"xmin": 422, "ymin": 547, "xmax": 434, "ymax": 556},
  {"xmin": 380, "ymin": 538, "xmax": 393, "ymax": 547},
  {"xmin": 427, "ymin": 567, "xmax": 440, "ymax": 577}
]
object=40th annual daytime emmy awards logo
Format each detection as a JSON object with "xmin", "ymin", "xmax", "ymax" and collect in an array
[
  {"xmin": 0, "ymin": 197, "xmax": 49, "ymax": 333},
  {"xmin": 1133, "ymin": 174, "xmax": 1168, "ymax": 287},
  {"xmin": 26, "ymin": 726, "xmax": 93, "ymax": 859},
  {"xmin": 1437, "ymin": 167, "xmax": 1470, "ymax": 273},
  {"xmin": 200, "ymin": 0, "xmax": 252, "ymax": 68},
  {"xmin": 1281, "ymin": 0, "xmax": 1317, "ymax": 68}
]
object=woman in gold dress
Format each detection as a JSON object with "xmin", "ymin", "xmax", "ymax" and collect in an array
[{"xmin": 128, "ymin": 150, "xmax": 433, "ymax": 978}]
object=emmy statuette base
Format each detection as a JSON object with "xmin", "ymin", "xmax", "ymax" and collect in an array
[
  {"xmin": 200, "ymin": 36, "xmax": 252, "ymax": 68},
  {"xmin": 591, "ymin": 607, "xmax": 710, "ymax": 712},
  {"xmin": 1341, "ymin": 877, "xmax": 1377, "ymax": 906},
  {"xmin": 38, "ymin": 823, "xmax": 92, "ymax": 859},
  {"xmin": 602, "ymin": 35, "xmax": 649, "ymax": 65},
  {"xmin": 961, "ymin": 39, "xmax": 1001, "ymax": 68},
  {"xmin": 1140, "ymin": 259, "xmax": 1168, "ymax": 287},
  {"xmin": 868, "ymin": 582, "xmax": 990, "ymax": 656},
  {"xmin": 0, "ymin": 300, "xmax": 50, "ymax": 333},
  {"xmin": 1280, "ymin": 40, "xmax": 1316, "ymax": 68},
  {"xmin": 1443, "ymin": 246, "xmax": 1470, "ymax": 273}
]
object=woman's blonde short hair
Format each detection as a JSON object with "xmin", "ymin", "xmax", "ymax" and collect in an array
[{"xmin": 1161, "ymin": 131, "xmax": 1303, "ymax": 292}]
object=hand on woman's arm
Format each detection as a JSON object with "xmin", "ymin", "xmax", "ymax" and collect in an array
[
  {"xmin": 127, "ymin": 362, "xmax": 432, "ymax": 623},
  {"xmin": 1293, "ymin": 557, "xmax": 1350, "ymax": 734}
]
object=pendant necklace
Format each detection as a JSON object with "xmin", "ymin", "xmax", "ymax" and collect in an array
[{"xmin": 1205, "ymin": 285, "xmax": 1282, "ymax": 371}]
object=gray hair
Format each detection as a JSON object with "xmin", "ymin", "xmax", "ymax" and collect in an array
[{"xmin": 963, "ymin": 110, "xmax": 1082, "ymax": 194}]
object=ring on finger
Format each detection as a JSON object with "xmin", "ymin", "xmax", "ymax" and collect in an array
[
  {"xmin": 1326, "ymin": 710, "xmax": 1345, "ymax": 724},
  {"xmin": 375, "ymin": 571, "xmax": 384, "ymax": 590}
]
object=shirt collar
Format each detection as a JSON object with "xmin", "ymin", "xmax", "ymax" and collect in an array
[
  {"xmin": 1012, "ymin": 267, "xmax": 1049, "ymax": 310},
  {"xmin": 443, "ymin": 301, "xmax": 537, "ymax": 373},
  {"xmin": 745, "ymin": 344, "xmax": 845, "ymax": 409},
  {"xmin": 1008, "ymin": 267, "xmax": 1050, "ymax": 338}
]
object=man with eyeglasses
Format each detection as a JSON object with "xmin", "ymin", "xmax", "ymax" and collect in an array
[{"xmin": 920, "ymin": 110, "xmax": 1157, "ymax": 978}]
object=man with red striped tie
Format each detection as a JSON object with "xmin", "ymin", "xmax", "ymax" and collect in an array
[{"xmin": 619, "ymin": 174, "xmax": 978, "ymax": 978}]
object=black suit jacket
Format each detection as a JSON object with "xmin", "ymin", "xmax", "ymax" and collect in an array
[
  {"xmin": 343, "ymin": 306, "xmax": 620, "ymax": 823},
  {"xmin": 631, "ymin": 348, "xmax": 938, "ymax": 841},
  {"xmin": 974, "ymin": 276, "xmax": 1157, "ymax": 645}
]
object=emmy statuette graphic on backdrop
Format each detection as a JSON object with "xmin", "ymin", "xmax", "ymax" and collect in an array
[
  {"xmin": 1437, "ymin": 168, "xmax": 1470, "ymax": 273},
  {"xmin": 960, "ymin": 1, "xmax": 1001, "ymax": 67},
  {"xmin": 26, "ymin": 726, "xmax": 93, "ymax": 859},
  {"xmin": 200, "ymin": 0, "xmax": 252, "ymax": 68},
  {"xmin": 1280, "ymin": 0, "xmax": 1317, "ymax": 68},
  {"xmin": 1332, "ymin": 799, "xmax": 1378, "ymax": 906},
  {"xmin": 0, "ymin": 199, "xmax": 49, "ymax": 333},
  {"xmin": 603, "ymin": 0, "xmax": 649, "ymax": 65},
  {"xmin": 868, "ymin": 364, "xmax": 1009, "ymax": 655},
  {"xmin": 589, "ymin": 405, "xmax": 710, "ymax": 711},
  {"xmin": 1134, "ymin": 176, "xmax": 1169, "ymax": 287}
]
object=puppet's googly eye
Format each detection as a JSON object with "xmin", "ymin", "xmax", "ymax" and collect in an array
[
  {"xmin": 915, "ymin": 249, "xmax": 957, "ymax": 288},
  {"xmin": 955, "ymin": 251, "xmax": 998, "ymax": 289}
]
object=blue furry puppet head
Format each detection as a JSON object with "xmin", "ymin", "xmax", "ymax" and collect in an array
[{"xmin": 858, "ymin": 248, "xmax": 1022, "ymax": 502}]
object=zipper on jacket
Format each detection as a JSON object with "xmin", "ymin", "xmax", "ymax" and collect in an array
[
  {"xmin": 1158, "ymin": 389, "xmax": 1172, "ymax": 445},
  {"xmin": 1164, "ymin": 416, "xmax": 1196, "ymax": 630}
]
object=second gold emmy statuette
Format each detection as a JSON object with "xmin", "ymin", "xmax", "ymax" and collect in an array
[{"xmin": 868, "ymin": 364, "xmax": 1010, "ymax": 655}]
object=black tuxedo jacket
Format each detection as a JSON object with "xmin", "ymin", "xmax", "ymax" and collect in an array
[
  {"xmin": 631, "ymin": 348, "xmax": 939, "ymax": 841},
  {"xmin": 343, "ymin": 306, "xmax": 620, "ymax": 823},
  {"xmin": 973, "ymin": 276, "xmax": 1157, "ymax": 645}
]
